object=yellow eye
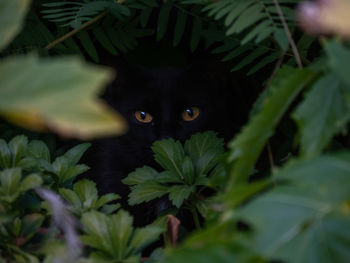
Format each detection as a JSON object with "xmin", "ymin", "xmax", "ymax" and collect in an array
[
  {"xmin": 134, "ymin": 110, "xmax": 153, "ymax": 123},
  {"xmin": 182, "ymin": 107, "xmax": 200, "ymax": 122}
]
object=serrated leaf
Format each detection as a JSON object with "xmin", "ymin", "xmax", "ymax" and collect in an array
[
  {"xmin": 184, "ymin": 131, "xmax": 224, "ymax": 177},
  {"xmin": 0, "ymin": 56, "xmax": 126, "ymax": 139},
  {"xmin": 293, "ymin": 73, "xmax": 350, "ymax": 158},
  {"xmin": 74, "ymin": 179, "xmax": 98, "ymax": 209},
  {"xmin": 128, "ymin": 182, "xmax": 168, "ymax": 205},
  {"xmin": 59, "ymin": 188, "xmax": 82, "ymax": 212},
  {"xmin": 236, "ymin": 153, "xmax": 350, "ymax": 263},
  {"xmin": 0, "ymin": 139, "xmax": 11, "ymax": 169},
  {"xmin": 96, "ymin": 193, "xmax": 120, "ymax": 208},
  {"xmin": 64, "ymin": 143, "xmax": 91, "ymax": 166},
  {"xmin": 168, "ymin": 185, "xmax": 194, "ymax": 208},
  {"xmin": 129, "ymin": 226, "xmax": 163, "ymax": 254},
  {"xmin": 227, "ymin": 67, "xmax": 315, "ymax": 189},
  {"xmin": 27, "ymin": 140, "xmax": 50, "ymax": 162},
  {"xmin": 182, "ymin": 156, "xmax": 195, "ymax": 185},
  {"xmin": 155, "ymin": 170, "xmax": 183, "ymax": 184},
  {"xmin": 0, "ymin": 0, "xmax": 30, "ymax": 51},
  {"xmin": 156, "ymin": 0, "xmax": 173, "ymax": 41},
  {"xmin": 152, "ymin": 139, "xmax": 185, "ymax": 180},
  {"xmin": 109, "ymin": 210, "xmax": 133, "ymax": 259},
  {"xmin": 122, "ymin": 166, "xmax": 158, "ymax": 185},
  {"xmin": 8, "ymin": 135, "xmax": 28, "ymax": 166}
]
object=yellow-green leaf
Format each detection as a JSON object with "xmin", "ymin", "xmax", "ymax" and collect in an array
[{"xmin": 0, "ymin": 55, "xmax": 127, "ymax": 139}]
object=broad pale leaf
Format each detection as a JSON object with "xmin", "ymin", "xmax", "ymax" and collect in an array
[
  {"xmin": 293, "ymin": 73, "xmax": 350, "ymax": 158},
  {"xmin": 0, "ymin": 55, "xmax": 126, "ymax": 139},
  {"xmin": 0, "ymin": 0, "xmax": 30, "ymax": 51}
]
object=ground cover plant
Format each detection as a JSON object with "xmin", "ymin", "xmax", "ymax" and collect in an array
[{"xmin": 1, "ymin": 0, "xmax": 350, "ymax": 262}]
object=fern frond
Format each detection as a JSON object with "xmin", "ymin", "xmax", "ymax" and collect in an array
[
  {"xmin": 42, "ymin": 1, "xmax": 130, "ymax": 29},
  {"xmin": 200, "ymin": 0, "xmax": 299, "ymax": 49}
]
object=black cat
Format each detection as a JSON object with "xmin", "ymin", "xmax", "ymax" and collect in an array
[{"xmin": 85, "ymin": 54, "xmax": 243, "ymax": 226}]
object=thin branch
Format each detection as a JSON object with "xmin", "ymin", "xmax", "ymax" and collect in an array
[
  {"xmin": 273, "ymin": 0, "xmax": 303, "ymax": 68},
  {"xmin": 45, "ymin": 10, "xmax": 108, "ymax": 51}
]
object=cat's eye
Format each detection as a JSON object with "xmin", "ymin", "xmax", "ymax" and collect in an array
[
  {"xmin": 134, "ymin": 110, "xmax": 153, "ymax": 123},
  {"xmin": 182, "ymin": 107, "xmax": 200, "ymax": 122}
]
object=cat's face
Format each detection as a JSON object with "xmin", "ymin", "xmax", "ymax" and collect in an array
[{"xmin": 105, "ymin": 64, "xmax": 226, "ymax": 147}]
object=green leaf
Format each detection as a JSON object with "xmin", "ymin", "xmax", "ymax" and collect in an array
[
  {"xmin": 173, "ymin": 9, "xmax": 187, "ymax": 46},
  {"xmin": 0, "ymin": 139, "xmax": 11, "ymax": 169},
  {"xmin": 122, "ymin": 166, "xmax": 158, "ymax": 185},
  {"xmin": 0, "ymin": 168, "xmax": 22, "ymax": 202},
  {"xmin": 60, "ymin": 164, "xmax": 89, "ymax": 185},
  {"xmin": 181, "ymin": 156, "xmax": 195, "ymax": 185},
  {"xmin": 19, "ymin": 174, "xmax": 42, "ymax": 192},
  {"xmin": 274, "ymin": 28, "xmax": 289, "ymax": 51},
  {"xmin": 155, "ymin": 171, "xmax": 183, "ymax": 184},
  {"xmin": 184, "ymin": 131, "xmax": 224, "ymax": 176},
  {"xmin": 27, "ymin": 140, "xmax": 50, "ymax": 162},
  {"xmin": 292, "ymin": 73, "xmax": 350, "ymax": 158},
  {"xmin": 64, "ymin": 143, "xmax": 91, "ymax": 166},
  {"xmin": 96, "ymin": 193, "xmax": 120, "ymax": 209},
  {"xmin": 129, "ymin": 226, "xmax": 163, "ymax": 254},
  {"xmin": 59, "ymin": 188, "xmax": 82, "ymax": 212},
  {"xmin": 81, "ymin": 211, "xmax": 113, "ymax": 252},
  {"xmin": 8, "ymin": 135, "xmax": 28, "ymax": 166},
  {"xmin": 76, "ymin": 31, "xmax": 99, "ymax": 63},
  {"xmin": 74, "ymin": 179, "xmax": 98, "ymax": 209},
  {"xmin": 152, "ymin": 139, "xmax": 185, "ymax": 180},
  {"xmin": 128, "ymin": 182, "xmax": 168, "ymax": 205},
  {"xmin": 0, "ymin": 55, "xmax": 126, "ymax": 140},
  {"xmin": 140, "ymin": 8, "xmax": 152, "ymax": 28},
  {"xmin": 0, "ymin": 0, "xmax": 30, "ymax": 51},
  {"xmin": 109, "ymin": 210, "xmax": 133, "ymax": 259},
  {"xmin": 227, "ymin": 67, "xmax": 315, "ymax": 189},
  {"xmin": 191, "ymin": 17, "xmax": 202, "ymax": 52},
  {"xmin": 168, "ymin": 185, "xmax": 194, "ymax": 208},
  {"xmin": 156, "ymin": 0, "xmax": 173, "ymax": 41},
  {"xmin": 236, "ymin": 153, "xmax": 350, "ymax": 263},
  {"xmin": 325, "ymin": 40, "xmax": 350, "ymax": 87},
  {"xmin": 93, "ymin": 28, "xmax": 118, "ymax": 55}
]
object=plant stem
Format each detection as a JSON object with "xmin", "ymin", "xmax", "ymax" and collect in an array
[
  {"xmin": 191, "ymin": 206, "xmax": 201, "ymax": 230},
  {"xmin": 45, "ymin": 10, "xmax": 108, "ymax": 51},
  {"xmin": 273, "ymin": 0, "xmax": 303, "ymax": 68}
]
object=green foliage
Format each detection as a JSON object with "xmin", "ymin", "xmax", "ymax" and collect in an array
[
  {"xmin": 123, "ymin": 132, "xmax": 224, "ymax": 212},
  {"xmin": 81, "ymin": 210, "xmax": 163, "ymax": 262}
]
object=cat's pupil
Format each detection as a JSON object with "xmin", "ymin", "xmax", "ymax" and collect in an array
[
  {"xmin": 140, "ymin": 111, "xmax": 146, "ymax": 120},
  {"xmin": 186, "ymin": 108, "xmax": 194, "ymax": 117}
]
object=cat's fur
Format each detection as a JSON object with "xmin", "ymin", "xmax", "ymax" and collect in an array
[{"xmin": 85, "ymin": 54, "xmax": 244, "ymax": 226}]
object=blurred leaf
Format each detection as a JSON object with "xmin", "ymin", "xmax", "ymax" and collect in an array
[
  {"xmin": 0, "ymin": 55, "xmax": 126, "ymax": 140},
  {"xmin": 226, "ymin": 67, "xmax": 315, "ymax": 189},
  {"xmin": 128, "ymin": 225, "xmax": 163, "ymax": 254},
  {"xmin": 0, "ymin": 0, "xmax": 30, "ymax": 51},
  {"xmin": 27, "ymin": 140, "xmax": 50, "ymax": 162},
  {"xmin": 0, "ymin": 168, "xmax": 22, "ymax": 202},
  {"xmin": 0, "ymin": 139, "xmax": 11, "ymax": 169},
  {"xmin": 156, "ymin": 0, "xmax": 173, "ymax": 41},
  {"xmin": 293, "ymin": 73, "xmax": 350, "ymax": 158},
  {"xmin": 19, "ymin": 174, "xmax": 42, "ymax": 192},
  {"xmin": 236, "ymin": 153, "xmax": 350, "ymax": 263},
  {"xmin": 74, "ymin": 179, "xmax": 98, "ymax": 209},
  {"xmin": 8, "ymin": 135, "xmax": 28, "ymax": 166}
]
